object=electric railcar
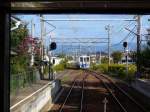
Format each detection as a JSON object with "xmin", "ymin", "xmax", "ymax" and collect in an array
[{"xmin": 79, "ymin": 55, "xmax": 90, "ymax": 69}]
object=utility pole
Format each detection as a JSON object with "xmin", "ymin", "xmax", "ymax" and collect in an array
[
  {"xmin": 105, "ymin": 25, "xmax": 111, "ymax": 65},
  {"xmin": 79, "ymin": 44, "xmax": 81, "ymax": 56},
  {"xmin": 31, "ymin": 19, "xmax": 33, "ymax": 38},
  {"xmin": 126, "ymin": 46, "xmax": 128, "ymax": 81},
  {"xmin": 30, "ymin": 19, "xmax": 35, "ymax": 67},
  {"xmin": 136, "ymin": 15, "xmax": 141, "ymax": 77},
  {"xmin": 49, "ymin": 35, "xmax": 52, "ymax": 80},
  {"xmin": 40, "ymin": 15, "xmax": 44, "ymax": 74},
  {"xmin": 62, "ymin": 44, "xmax": 63, "ymax": 55},
  {"xmin": 100, "ymin": 51, "xmax": 101, "ymax": 64}
]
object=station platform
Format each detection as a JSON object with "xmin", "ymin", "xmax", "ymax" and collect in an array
[
  {"xmin": 10, "ymin": 80, "xmax": 50, "ymax": 107},
  {"xmin": 131, "ymin": 79, "xmax": 150, "ymax": 98},
  {"xmin": 10, "ymin": 79, "xmax": 61, "ymax": 112}
]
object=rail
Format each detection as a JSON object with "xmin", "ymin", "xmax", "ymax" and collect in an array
[
  {"xmin": 59, "ymin": 72, "xmax": 87, "ymax": 112},
  {"xmin": 87, "ymin": 70, "xmax": 147, "ymax": 112},
  {"xmin": 93, "ymin": 73, "xmax": 128, "ymax": 112}
]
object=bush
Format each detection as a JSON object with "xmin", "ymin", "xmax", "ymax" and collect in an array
[
  {"xmin": 98, "ymin": 64, "xmax": 109, "ymax": 73},
  {"xmin": 10, "ymin": 55, "xmax": 29, "ymax": 74},
  {"xmin": 90, "ymin": 63, "xmax": 98, "ymax": 70},
  {"xmin": 53, "ymin": 60, "xmax": 66, "ymax": 72},
  {"xmin": 90, "ymin": 63, "xmax": 136, "ymax": 80},
  {"xmin": 10, "ymin": 70, "xmax": 36, "ymax": 94},
  {"xmin": 90, "ymin": 64, "xmax": 108, "ymax": 74},
  {"xmin": 109, "ymin": 64, "xmax": 126, "ymax": 78},
  {"xmin": 109, "ymin": 64, "xmax": 136, "ymax": 79},
  {"xmin": 43, "ymin": 66, "xmax": 49, "ymax": 75},
  {"xmin": 53, "ymin": 64, "xmax": 65, "ymax": 72},
  {"xmin": 128, "ymin": 64, "xmax": 137, "ymax": 79}
]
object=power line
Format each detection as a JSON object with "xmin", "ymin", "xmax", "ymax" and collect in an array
[
  {"xmin": 112, "ymin": 21, "xmax": 135, "ymax": 40},
  {"xmin": 111, "ymin": 25, "xmax": 136, "ymax": 47},
  {"xmin": 101, "ymin": 25, "xmax": 136, "ymax": 52},
  {"xmin": 43, "ymin": 19, "xmax": 136, "ymax": 21}
]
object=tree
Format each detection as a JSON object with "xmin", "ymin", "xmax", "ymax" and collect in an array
[
  {"xmin": 58, "ymin": 53, "xmax": 66, "ymax": 58},
  {"xmin": 140, "ymin": 41, "xmax": 150, "ymax": 73},
  {"xmin": 101, "ymin": 57, "xmax": 109, "ymax": 64},
  {"xmin": 67, "ymin": 56, "xmax": 73, "ymax": 60},
  {"xmin": 111, "ymin": 51, "xmax": 123, "ymax": 64},
  {"xmin": 11, "ymin": 20, "xmax": 28, "ymax": 48},
  {"xmin": 128, "ymin": 51, "xmax": 136, "ymax": 62}
]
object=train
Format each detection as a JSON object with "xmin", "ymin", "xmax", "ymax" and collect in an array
[
  {"xmin": 78, "ymin": 55, "xmax": 90, "ymax": 69},
  {"xmin": 66, "ymin": 55, "xmax": 90, "ymax": 69}
]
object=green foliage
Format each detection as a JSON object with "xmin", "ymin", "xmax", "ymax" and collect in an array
[
  {"xmin": 58, "ymin": 54, "xmax": 66, "ymax": 58},
  {"xmin": 139, "ymin": 41, "xmax": 150, "ymax": 77},
  {"xmin": 109, "ymin": 64, "xmax": 126, "ymax": 78},
  {"xmin": 61, "ymin": 76, "xmax": 69, "ymax": 84},
  {"xmin": 108, "ymin": 64, "xmax": 136, "ymax": 79},
  {"xmin": 128, "ymin": 51, "xmax": 137, "ymax": 62},
  {"xmin": 34, "ymin": 55, "xmax": 41, "ymax": 66},
  {"xmin": 101, "ymin": 57, "xmax": 109, "ymax": 64},
  {"xmin": 90, "ymin": 63, "xmax": 98, "ymax": 70},
  {"xmin": 128, "ymin": 64, "xmax": 137, "ymax": 79},
  {"xmin": 10, "ymin": 16, "xmax": 29, "ymax": 74},
  {"xmin": 10, "ymin": 55, "xmax": 29, "ymax": 74},
  {"xmin": 43, "ymin": 66, "xmax": 49, "ymax": 75},
  {"xmin": 53, "ymin": 59, "xmax": 68, "ymax": 72},
  {"xmin": 53, "ymin": 63, "xmax": 65, "ymax": 72},
  {"xmin": 67, "ymin": 56, "xmax": 73, "ymax": 60},
  {"xmin": 97, "ymin": 64, "xmax": 109, "ymax": 73},
  {"xmin": 111, "ymin": 51, "xmax": 122, "ymax": 63},
  {"xmin": 140, "ymin": 41, "xmax": 150, "ymax": 68},
  {"xmin": 90, "ymin": 64, "xmax": 108, "ymax": 73},
  {"xmin": 90, "ymin": 63, "xmax": 136, "ymax": 80},
  {"xmin": 11, "ymin": 24, "xmax": 28, "ymax": 48},
  {"xmin": 10, "ymin": 70, "xmax": 36, "ymax": 93}
]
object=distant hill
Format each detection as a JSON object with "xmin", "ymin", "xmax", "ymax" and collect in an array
[{"xmin": 53, "ymin": 42, "xmax": 137, "ymax": 55}]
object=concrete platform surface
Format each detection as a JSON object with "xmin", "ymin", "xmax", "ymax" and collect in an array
[
  {"xmin": 10, "ymin": 80, "xmax": 50, "ymax": 107},
  {"xmin": 10, "ymin": 79, "xmax": 61, "ymax": 112},
  {"xmin": 132, "ymin": 79, "xmax": 150, "ymax": 98}
]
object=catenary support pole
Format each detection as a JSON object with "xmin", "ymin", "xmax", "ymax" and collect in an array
[{"xmin": 136, "ymin": 15, "xmax": 141, "ymax": 77}]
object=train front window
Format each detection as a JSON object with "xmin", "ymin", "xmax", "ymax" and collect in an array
[
  {"xmin": 84, "ymin": 58, "xmax": 86, "ymax": 62},
  {"xmin": 53, "ymin": 59, "xmax": 55, "ymax": 64},
  {"xmin": 87, "ymin": 57, "xmax": 89, "ymax": 62},
  {"xmin": 80, "ymin": 57, "xmax": 83, "ymax": 62}
]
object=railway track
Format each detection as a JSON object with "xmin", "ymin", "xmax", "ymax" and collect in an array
[
  {"xmin": 50, "ymin": 69, "xmax": 148, "ymax": 112},
  {"xmin": 86, "ymin": 70, "xmax": 148, "ymax": 112},
  {"xmin": 59, "ymin": 71, "xmax": 88, "ymax": 112},
  {"xmin": 55, "ymin": 70, "xmax": 75, "ymax": 79}
]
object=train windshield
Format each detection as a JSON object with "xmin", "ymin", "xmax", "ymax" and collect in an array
[
  {"xmin": 87, "ymin": 57, "xmax": 89, "ymax": 62},
  {"xmin": 84, "ymin": 58, "xmax": 86, "ymax": 62},
  {"xmin": 80, "ymin": 57, "xmax": 83, "ymax": 62}
]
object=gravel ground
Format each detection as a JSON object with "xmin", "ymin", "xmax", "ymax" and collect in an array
[{"xmin": 32, "ymin": 69, "xmax": 149, "ymax": 112}]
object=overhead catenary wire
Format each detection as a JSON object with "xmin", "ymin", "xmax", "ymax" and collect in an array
[
  {"xmin": 111, "ymin": 25, "xmax": 137, "ymax": 47},
  {"xmin": 101, "ymin": 21, "xmax": 136, "ymax": 52},
  {"xmin": 43, "ymin": 19, "xmax": 136, "ymax": 21},
  {"xmin": 43, "ymin": 21, "xmax": 56, "ymax": 37},
  {"xmin": 113, "ymin": 21, "xmax": 135, "ymax": 35}
]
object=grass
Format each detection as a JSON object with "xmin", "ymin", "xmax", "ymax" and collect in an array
[{"xmin": 61, "ymin": 75, "xmax": 70, "ymax": 84}]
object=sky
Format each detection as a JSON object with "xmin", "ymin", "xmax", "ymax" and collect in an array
[{"xmin": 12, "ymin": 14, "xmax": 150, "ymax": 53}]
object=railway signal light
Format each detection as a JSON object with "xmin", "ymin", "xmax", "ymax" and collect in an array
[
  {"xmin": 123, "ymin": 42, "xmax": 127, "ymax": 48},
  {"xmin": 50, "ymin": 42, "xmax": 57, "ymax": 50}
]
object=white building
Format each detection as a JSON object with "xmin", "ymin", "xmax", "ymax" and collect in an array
[
  {"xmin": 120, "ymin": 56, "xmax": 135, "ymax": 64},
  {"xmin": 51, "ymin": 57, "xmax": 64, "ymax": 66},
  {"xmin": 43, "ymin": 55, "xmax": 64, "ymax": 66}
]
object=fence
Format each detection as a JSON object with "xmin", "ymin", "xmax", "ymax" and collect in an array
[{"xmin": 10, "ymin": 70, "xmax": 37, "ymax": 94}]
